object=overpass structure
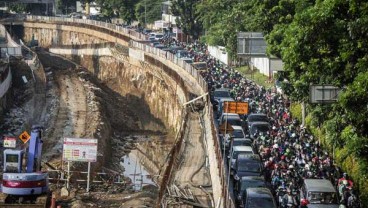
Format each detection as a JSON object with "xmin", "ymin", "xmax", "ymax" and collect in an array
[{"xmin": 3, "ymin": 15, "xmax": 234, "ymax": 207}]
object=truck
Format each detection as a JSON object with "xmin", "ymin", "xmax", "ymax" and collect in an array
[{"xmin": 0, "ymin": 125, "xmax": 50, "ymax": 207}]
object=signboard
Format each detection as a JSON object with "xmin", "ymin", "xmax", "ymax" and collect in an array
[
  {"xmin": 219, "ymin": 123, "xmax": 234, "ymax": 134},
  {"xmin": 63, "ymin": 138, "xmax": 98, "ymax": 162},
  {"xmin": 237, "ymin": 32, "xmax": 267, "ymax": 56},
  {"xmin": 223, "ymin": 101, "xmax": 249, "ymax": 115},
  {"xmin": 19, "ymin": 131, "xmax": 31, "ymax": 143},
  {"xmin": 309, "ymin": 85, "xmax": 342, "ymax": 103},
  {"xmin": 3, "ymin": 137, "xmax": 16, "ymax": 148}
]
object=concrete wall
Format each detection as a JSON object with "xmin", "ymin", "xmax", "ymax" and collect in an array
[
  {"xmin": 251, "ymin": 56, "xmax": 270, "ymax": 77},
  {"xmin": 23, "ymin": 22, "xmax": 185, "ymax": 132},
  {"xmin": 208, "ymin": 45, "xmax": 230, "ymax": 65},
  {"xmin": 23, "ymin": 21, "xmax": 224, "ymax": 207}
]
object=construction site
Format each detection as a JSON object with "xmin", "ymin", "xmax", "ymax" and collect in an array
[{"xmin": 0, "ymin": 15, "xmax": 222, "ymax": 208}]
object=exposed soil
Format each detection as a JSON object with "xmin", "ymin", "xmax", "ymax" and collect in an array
[{"xmin": 0, "ymin": 51, "xmax": 170, "ymax": 207}]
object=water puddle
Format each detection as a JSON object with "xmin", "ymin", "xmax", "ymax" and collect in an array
[{"xmin": 120, "ymin": 149, "xmax": 156, "ymax": 191}]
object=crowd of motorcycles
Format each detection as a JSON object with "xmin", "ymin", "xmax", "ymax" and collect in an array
[{"xmin": 155, "ymin": 35, "xmax": 361, "ymax": 208}]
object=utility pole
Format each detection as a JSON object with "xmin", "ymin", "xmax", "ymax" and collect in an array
[{"xmin": 144, "ymin": 0, "xmax": 147, "ymax": 26}]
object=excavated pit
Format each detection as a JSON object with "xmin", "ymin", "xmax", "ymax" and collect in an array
[
  {"xmin": 38, "ymin": 51, "xmax": 178, "ymax": 206},
  {"xmin": 0, "ymin": 48, "xmax": 181, "ymax": 207}
]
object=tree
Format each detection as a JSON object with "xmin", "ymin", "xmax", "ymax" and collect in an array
[
  {"xmin": 57, "ymin": 0, "xmax": 77, "ymax": 14},
  {"xmin": 95, "ymin": 0, "xmax": 138, "ymax": 24},
  {"xmin": 135, "ymin": 0, "xmax": 162, "ymax": 25},
  {"xmin": 171, "ymin": 0, "xmax": 203, "ymax": 40},
  {"xmin": 197, "ymin": 0, "xmax": 259, "ymax": 57}
]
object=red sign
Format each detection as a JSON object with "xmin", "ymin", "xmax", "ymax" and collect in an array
[{"xmin": 4, "ymin": 137, "xmax": 17, "ymax": 148}]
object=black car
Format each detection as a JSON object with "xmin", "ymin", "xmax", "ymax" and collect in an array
[
  {"xmin": 246, "ymin": 113, "xmax": 268, "ymax": 130},
  {"xmin": 233, "ymin": 154, "xmax": 262, "ymax": 181},
  {"xmin": 249, "ymin": 122, "xmax": 270, "ymax": 140},
  {"xmin": 244, "ymin": 188, "xmax": 277, "ymax": 208},
  {"xmin": 168, "ymin": 46, "xmax": 184, "ymax": 54},
  {"xmin": 235, "ymin": 176, "xmax": 267, "ymax": 205}
]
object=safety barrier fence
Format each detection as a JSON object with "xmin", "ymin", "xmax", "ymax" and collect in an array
[
  {"xmin": 21, "ymin": 15, "xmax": 235, "ymax": 208},
  {"xmin": 0, "ymin": 24, "xmax": 22, "ymax": 57}
]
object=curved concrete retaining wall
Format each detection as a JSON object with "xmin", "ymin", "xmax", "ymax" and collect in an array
[{"xmin": 22, "ymin": 17, "xmax": 226, "ymax": 207}]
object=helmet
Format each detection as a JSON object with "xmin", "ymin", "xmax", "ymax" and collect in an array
[
  {"xmin": 301, "ymin": 198, "xmax": 309, "ymax": 206},
  {"xmin": 343, "ymin": 173, "xmax": 347, "ymax": 177},
  {"xmin": 289, "ymin": 165, "xmax": 294, "ymax": 169}
]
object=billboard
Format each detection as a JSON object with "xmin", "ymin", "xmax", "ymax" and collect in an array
[
  {"xmin": 309, "ymin": 85, "xmax": 342, "ymax": 103},
  {"xmin": 63, "ymin": 138, "xmax": 98, "ymax": 162},
  {"xmin": 237, "ymin": 32, "xmax": 267, "ymax": 56}
]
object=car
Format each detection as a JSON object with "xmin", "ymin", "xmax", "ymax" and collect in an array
[
  {"xmin": 222, "ymin": 126, "xmax": 245, "ymax": 149},
  {"xmin": 218, "ymin": 113, "xmax": 243, "ymax": 127},
  {"xmin": 150, "ymin": 41, "xmax": 160, "ymax": 47},
  {"xmin": 181, "ymin": 57, "xmax": 193, "ymax": 64},
  {"xmin": 216, "ymin": 97, "xmax": 235, "ymax": 118},
  {"xmin": 246, "ymin": 113, "xmax": 268, "ymax": 130},
  {"xmin": 235, "ymin": 176, "xmax": 267, "ymax": 205},
  {"xmin": 228, "ymin": 146, "xmax": 254, "ymax": 170},
  {"xmin": 154, "ymin": 33, "xmax": 164, "ymax": 41},
  {"xmin": 244, "ymin": 188, "xmax": 277, "ymax": 208},
  {"xmin": 233, "ymin": 154, "xmax": 262, "ymax": 180},
  {"xmin": 213, "ymin": 88, "xmax": 232, "ymax": 103},
  {"xmin": 143, "ymin": 29, "xmax": 152, "ymax": 34},
  {"xmin": 231, "ymin": 126, "xmax": 247, "ymax": 139},
  {"xmin": 223, "ymin": 126, "xmax": 248, "ymax": 150},
  {"xmin": 168, "ymin": 45, "xmax": 184, "ymax": 53},
  {"xmin": 249, "ymin": 122, "xmax": 270, "ymax": 140},
  {"xmin": 231, "ymin": 138, "xmax": 253, "ymax": 148},
  {"xmin": 175, "ymin": 50, "xmax": 189, "ymax": 58},
  {"xmin": 162, "ymin": 47, "xmax": 171, "ymax": 52},
  {"xmin": 192, "ymin": 62, "xmax": 207, "ymax": 71},
  {"xmin": 155, "ymin": 44, "xmax": 166, "ymax": 49},
  {"xmin": 300, "ymin": 179, "xmax": 339, "ymax": 207}
]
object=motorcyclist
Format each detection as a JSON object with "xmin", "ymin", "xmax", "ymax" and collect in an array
[
  {"xmin": 338, "ymin": 173, "xmax": 353, "ymax": 189},
  {"xmin": 282, "ymin": 189, "xmax": 297, "ymax": 208}
]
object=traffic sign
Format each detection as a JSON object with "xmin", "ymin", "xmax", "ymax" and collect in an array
[
  {"xmin": 223, "ymin": 101, "xmax": 249, "ymax": 114},
  {"xmin": 19, "ymin": 131, "xmax": 31, "ymax": 143},
  {"xmin": 219, "ymin": 123, "xmax": 234, "ymax": 134},
  {"xmin": 3, "ymin": 137, "xmax": 16, "ymax": 148}
]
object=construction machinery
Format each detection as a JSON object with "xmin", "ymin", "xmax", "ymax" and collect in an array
[{"xmin": 0, "ymin": 125, "xmax": 50, "ymax": 207}]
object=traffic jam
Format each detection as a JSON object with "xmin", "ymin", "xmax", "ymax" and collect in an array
[
  {"xmin": 150, "ymin": 34, "xmax": 360, "ymax": 207},
  {"xmin": 203, "ymin": 62, "xmax": 358, "ymax": 208}
]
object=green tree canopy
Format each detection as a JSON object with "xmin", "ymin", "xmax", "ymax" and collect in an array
[
  {"xmin": 95, "ymin": 0, "xmax": 138, "ymax": 24},
  {"xmin": 171, "ymin": 0, "xmax": 203, "ymax": 40},
  {"xmin": 135, "ymin": 0, "xmax": 162, "ymax": 25}
]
